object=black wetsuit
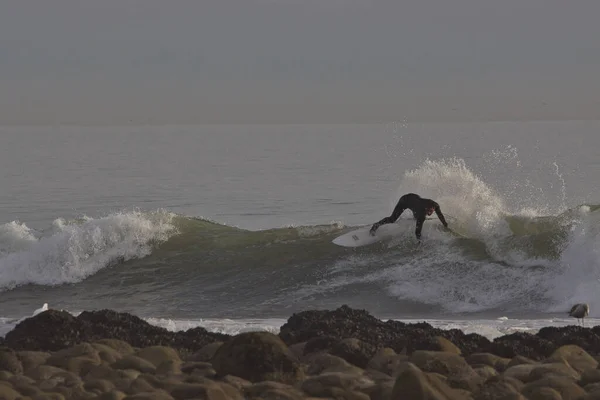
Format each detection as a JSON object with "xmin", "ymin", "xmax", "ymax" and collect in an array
[{"xmin": 370, "ymin": 193, "xmax": 448, "ymax": 239}]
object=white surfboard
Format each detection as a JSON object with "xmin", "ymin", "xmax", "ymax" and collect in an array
[{"xmin": 332, "ymin": 217, "xmax": 458, "ymax": 248}]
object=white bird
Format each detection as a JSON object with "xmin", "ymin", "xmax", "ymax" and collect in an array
[
  {"xmin": 568, "ymin": 303, "xmax": 589, "ymax": 326},
  {"xmin": 32, "ymin": 303, "xmax": 48, "ymax": 316}
]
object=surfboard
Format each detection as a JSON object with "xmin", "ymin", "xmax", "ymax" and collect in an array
[{"xmin": 332, "ymin": 218, "xmax": 457, "ymax": 248}]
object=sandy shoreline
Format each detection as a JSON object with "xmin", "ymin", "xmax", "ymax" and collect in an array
[{"xmin": 1, "ymin": 305, "xmax": 599, "ymax": 399}]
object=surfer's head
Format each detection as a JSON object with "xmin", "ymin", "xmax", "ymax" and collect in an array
[{"xmin": 426, "ymin": 206, "xmax": 435, "ymax": 216}]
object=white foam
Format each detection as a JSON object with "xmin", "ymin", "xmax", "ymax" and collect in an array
[{"xmin": 0, "ymin": 210, "xmax": 177, "ymax": 291}]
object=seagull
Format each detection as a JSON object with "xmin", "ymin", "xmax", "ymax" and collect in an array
[
  {"xmin": 568, "ymin": 303, "xmax": 589, "ymax": 326},
  {"xmin": 32, "ymin": 303, "xmax": 48, "ymax": 316}
]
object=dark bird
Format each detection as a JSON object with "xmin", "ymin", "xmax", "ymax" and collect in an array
[{"xmin": 569, "ymin": 303, "xmax": 589, "ymax": 326}]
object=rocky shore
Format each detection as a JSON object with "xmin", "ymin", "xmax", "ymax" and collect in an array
[{"xmin": 1, "ymin": 305, "xmax": 600, "ymax": 399}]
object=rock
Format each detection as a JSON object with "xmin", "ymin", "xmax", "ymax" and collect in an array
[
  {"xmin": 581, "ymin": 369, "xmax": 600, "ymax": 386},
  {"xmin": 278, "ymin": 305, "xmax": 491, "ymax": 357},
  {"xmin": 303, "ymin": 336, "xmax": 339, "ymax": 355},
  {"xmin": 465, "ymin": 353, "xmax": 508, "ymax": 372},
  {"xmin": 0, "ymin": 370, "xmax": 12, "ymax": 380},
  {"xmin": 180, "ymin": 361, "xmax": 214, "ymax": 376},
  {"xmin": 486, "ymin": 332, "xmax": 554, "ymax": 360},
  {"xmin": 362, "ymin": 380, "xmax": 395, "ymax": 400},
  {"xmin": 329, "ymin": 338, "xmax": 378, "ymax": 368},
  {"xmin": 3, "ymin": 310, "xmax": 87, "ymax": 351},
  {"xmin": 25, "ymin": 365, "xmax": 67, "ymax": 381},
  {"xmin": 46, "ymin": 343, "xmax": 101, "ymax": 373},
  {"xmin": 128, "ymin": 377, "xmax": 156, "ymax": 394},
  {"xmin": 112, "ymin": 355, "xmax": 157, "ymax": 374},
  {"xmin": 521, "ymin": 376, "xmax": 587, "ymax": 400},
  {"xmin": 502, "ymin": 364, "xmax": 538, "ymax": 382},
  {"xmin": 288, "ymin": 342, "xmax": 306, "ymax": 360},
  {"xmin": 96, "ymin": 339, "xmax": 135, "ymax": 356},
  {"xmin": 305, "ymin": 352, "xmax": 364, "ymax": 375},
  {"xmin": 538, "ymin": 325, "xmax": 600, "ymax": 354},
  {"xmin": 212, "ymin": 331, "xmax": 303, "ymax": 383},
  {"xmin": 527, "ymin": 362, "xmax": 581, "ymax": 382},
  {"xmin": 521, "ymin": 386, "xmax": 562, "ymax": 400},
  {"xmin": 135, "ymin": 347, "xmax": 181, "ymax": 368},
  {"xmin": 414, "ymin": 336, "xmax": 462, "ymax": 355},
  {"xmin": 155, "ymin": 360, "xmax": 182, "ymax": 376},
  {"xmin": 410, "ymin": 350, "xmax": 481, "ymax": 391},
  {"xmin": 0, "ymin": 382, "xmax": 22, "ymax": 400},
  {"xmin": 245, "ymin": 381, "xmax": 305, "ymax": 400},
  {"xmin": 17, "ymin": 351, "xmax": 51, "ymax": 372},
  {"xmin": 219, "ymin": 375, "xmax": 252, "ymax": 391},
  {"xmin": 0, "ymin": 349, "xmax": 23, "ymax": 374},
  {"xmin": 84, "ymin": 378, "xmax": 117, "ymax": 394},
  {"xmin": 97, "ymin": 391, "xmax": 127, "ymax": 400},
  {"xmin": 123, "ymin": 391, "xmax": 175, "ymax": 400},
  {"xmin": 474, "ymin": 375, "xmax": 523, "ymax": 400},
  {"xmin": 506, "ymin": 355, "xmax": 536, "ymax": 368},
  {"xmin": 3, "ymin": 309, "xmax": 229, "ymax": 354},
  {"xmin": 169, "ymin": 382, "xmax": 229, "ymax": 400},
  {"xmin": 545, "ymin": 344, "xmax": 598, "ymax": 373},
  {"xmin": 366, "ymin": 348, "xmax": 409, "ymax": 377},
  {"xmin": 300, "ymin": 372, "xmax": 374, "ymax": 396},
  {"xmin": 85, "ymin": 364, "xmax": 134, "ymax": 381},
  {"xmin": 390, "ymin": 363, "xmax": 467, "ymax": 400},
  {"xmin": 186, "ymin": 342, "xmax": 223, "ymax": 362},
  {"xmin": 92, "ymin": 343, "xmax": 124, "ymax": 364},
  {"xmin": 473, "ymin": 365, "xmax": 498, "ymax": 381}
]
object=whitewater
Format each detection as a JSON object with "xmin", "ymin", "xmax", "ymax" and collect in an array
[{"xmin": 1, "ymin": 122, "xmax": 600, "ymax": 338}]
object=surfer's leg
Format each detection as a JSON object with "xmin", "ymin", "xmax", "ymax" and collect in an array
[{"xmin": 370, "ymin": 198, "xmax": 407, "ymax": 234}]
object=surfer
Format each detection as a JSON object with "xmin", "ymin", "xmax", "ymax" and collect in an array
[{"xmin": 369, "ymin": 193, "xmax": 449, "ymax": 240}]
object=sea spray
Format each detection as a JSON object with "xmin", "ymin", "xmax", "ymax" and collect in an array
[{"xmin": 0, "ymin": 210, "xmax": 177, "ymax": 291}]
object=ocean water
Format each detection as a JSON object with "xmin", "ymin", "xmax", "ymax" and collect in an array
[{"xmin": 1, "ymin": 121, "xmax": 600, "ymax": 339}]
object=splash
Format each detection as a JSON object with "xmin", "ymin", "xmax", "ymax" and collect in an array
[{"xmin": 0, "ymin": 210, "xmax": 177, "ymax": 291}]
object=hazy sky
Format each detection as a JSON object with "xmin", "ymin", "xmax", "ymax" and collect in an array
[{"xmin": 1, "ymin": 0, "xmax": 599, "ymax": 124}]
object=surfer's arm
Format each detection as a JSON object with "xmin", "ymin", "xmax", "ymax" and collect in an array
[
  {"xmin": 434, "ymin": 205, "xmax": 449, "ymax": 228},
  {"xmin": 370, "ymin": 200, "xmax": 406, "ymax": 234}
]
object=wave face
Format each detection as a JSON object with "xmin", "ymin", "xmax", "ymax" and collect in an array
[{"xmin": 1, "ymin": 157, "xmax": 599, "ymax": 320}]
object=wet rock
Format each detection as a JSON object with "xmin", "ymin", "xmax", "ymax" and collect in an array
[
  {"xmin": 212, "ymin": 331, "xmax": 303, "ymax": 383},
  {"xmin": 539, "ymin": 325, "xmax": 600, "ymax": 353},
  {"xmin": 3, "ymin": 309, "xmax": 229, "ymax": 354},
  {"xmin": 486, "ymin": 332, "xmax": 554, "ymax": 360},
  {"xmin": 3, "ymin": 310, "xmax": 88, "ymax": 351},
  {"xmin": 278, "ymin": 305, "xmax": 491, "ymax": 357},
  {"xmin": 300, "ymin": 372, "xmax": 374, "ymax": 399}
]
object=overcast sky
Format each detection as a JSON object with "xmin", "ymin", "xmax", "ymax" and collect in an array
[{"xmin": 1, "ymin": 0, "xmax": 599, "ymax": 124}]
